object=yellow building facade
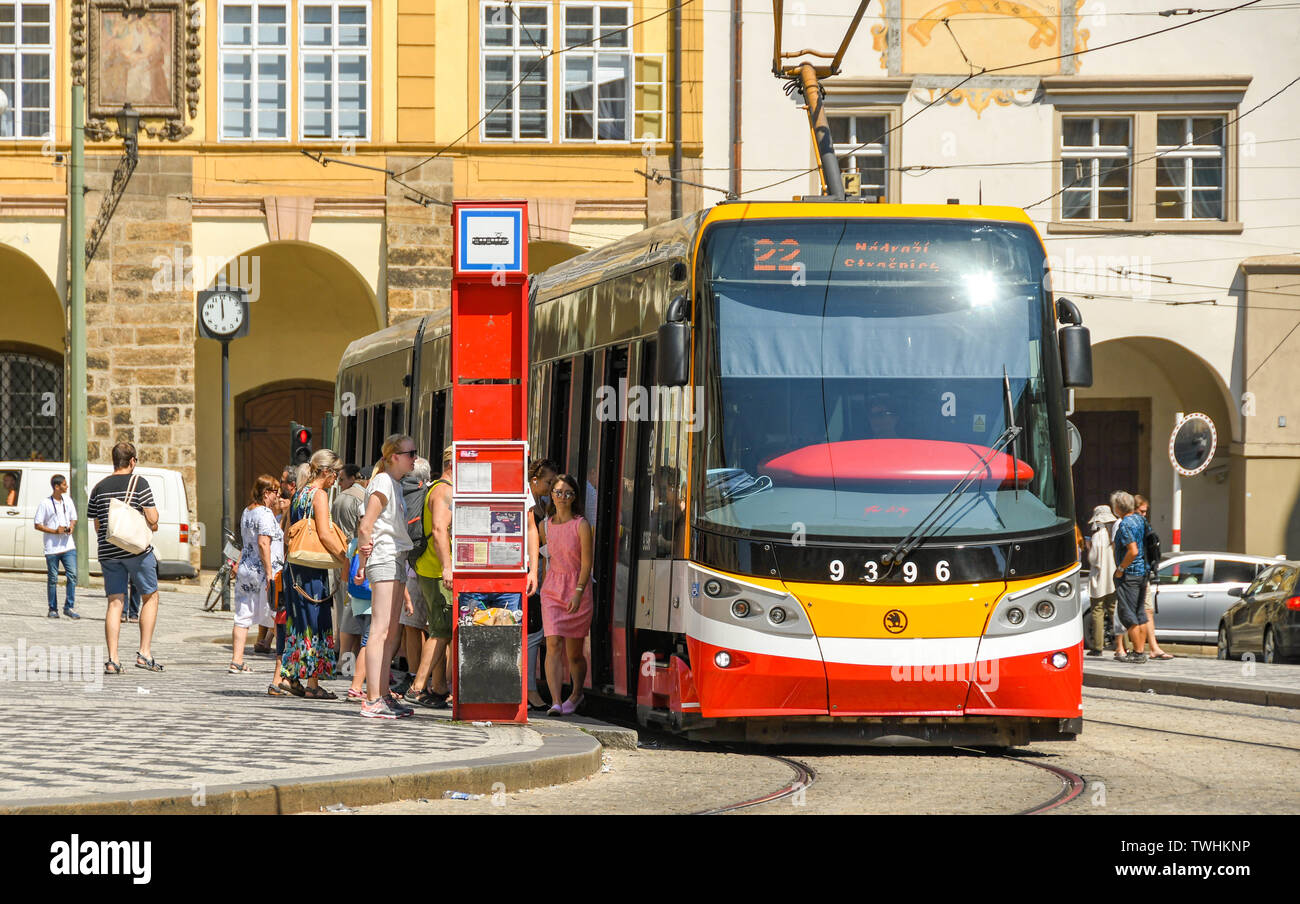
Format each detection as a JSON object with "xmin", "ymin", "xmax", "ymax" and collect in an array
[{"xmin": 0, "ymin": 0, "xmax": 703, "ymax": 570}]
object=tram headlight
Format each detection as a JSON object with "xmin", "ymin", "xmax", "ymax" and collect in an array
[
  {"xmin": 769, "ymin": 606, "xmax": 787, "ymax": 625},
  {"xmin": 1006, "ymin": 607, "xmax": 1025, "ymax": 626},
  {"xmin": 1051, "ymin": 652, "xmax": 1069, "ymax": 669},
  {"xmin": 731, "ymin": 599, "xmax": 751, "ymax": 618},
  {"xmin": 715, "ymin": 651, "xmax": 732, "ymax": 668},
  {"xmin": 1035, "ymin": 600, "xmax": 1056, "ymax": 620},
  {"xmin": 1053, "ymin": 580, "xmax": 1073, "ymax": 598},
  {"xmin": 704, "ymin": 579, "xmax": 723, "ymax": 597}
]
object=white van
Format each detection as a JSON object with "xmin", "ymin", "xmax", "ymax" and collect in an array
[{"xmin": 0, "ymin": 461, "xmax": 198, "ymax": 579}]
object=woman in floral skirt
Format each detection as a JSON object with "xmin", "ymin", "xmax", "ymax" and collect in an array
[{"xmin": 268, "ymin": 450, "xmax": 348, "ymax": 699}]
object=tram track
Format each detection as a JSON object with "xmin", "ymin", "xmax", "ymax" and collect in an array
[
  {"xmin": 694, "ymin": 754, "xmax": 817, "ymax": 814},
  {"xmin": 1083, "ymin": 717, "xmax": 1300, "ymax": 753}
]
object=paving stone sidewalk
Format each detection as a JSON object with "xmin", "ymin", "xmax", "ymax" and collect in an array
[
  {"xmin": 1083, "ymin": 649, "xmax": 1300, "ymax": 707},
  {"xmin": 0, "ymin": 575, "xmax": 600, "ymax": 813}
]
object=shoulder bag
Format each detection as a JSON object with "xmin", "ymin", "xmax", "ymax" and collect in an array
[
  {"xmin": 286, "ymin": 488, "xmax": 347, "ymax": 568},
  {"xmin": 106, "ymin": 474, "xmax": 152, "ymax": 555}
]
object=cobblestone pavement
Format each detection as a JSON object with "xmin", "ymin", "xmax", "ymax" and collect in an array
[
  {"xmin": 353, "ymin": 687, "xmax": 1300, "ymax": 816},
  {"xmin": 0, "ymin": 576, "xmax": 541, "ymax": 806}
]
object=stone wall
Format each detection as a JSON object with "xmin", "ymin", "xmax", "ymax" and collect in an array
[
  {"xmin": 384, "ymin": 157, "xmax": 453, "ymax": 325},
  {"xmin": 81, "ymin": 152, "xmax": 199, "ymax": 571}
]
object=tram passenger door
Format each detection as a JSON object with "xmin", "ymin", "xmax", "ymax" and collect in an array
[{"xmin": 588, "ymin": 347, "xmax": 627, "ymax": 692}]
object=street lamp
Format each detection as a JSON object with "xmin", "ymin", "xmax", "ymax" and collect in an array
[{"xmin": 116, "ymin": 103, "xmax": 140, "ymax": 160}]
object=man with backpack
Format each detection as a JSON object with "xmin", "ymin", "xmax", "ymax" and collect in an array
[
  {"xmin": 1134, "ymin": 494, "xmax": 1174, "ymax": 660},
  {"xmin": 392, "ymin": 457, "xmax": 434, "ymax": 698}
]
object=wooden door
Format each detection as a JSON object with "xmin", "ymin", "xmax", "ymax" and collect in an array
[
  {"xmin": 1071, "ymin": 409, "xmax": 1140, "ymax": 528},
  {"xmin": 236, "ymin": 383, "xmax": 334, "ymax": 530}
]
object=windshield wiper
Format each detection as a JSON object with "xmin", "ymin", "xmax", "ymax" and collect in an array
[{"xmin": 882, "ymin": 423, "xmax": 1022, "ymax": 570}]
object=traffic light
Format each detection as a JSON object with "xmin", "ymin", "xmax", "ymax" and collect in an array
[{"xmin": 291, "ymin": 421, "xmax": 312, "ymax": 465}]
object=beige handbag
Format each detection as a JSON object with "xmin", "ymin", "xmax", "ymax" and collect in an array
[
  {"xmin": 286, "ymin": 491, "xmax": 346, "ymax": 568},
  {"xmin": 106, "ymin": 474, "xmax": 151, "ymax": 555}
]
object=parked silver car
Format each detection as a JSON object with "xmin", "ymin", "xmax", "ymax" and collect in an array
[{"xmin": 1152, "ymin": 552, "xmax": 1284, "ymax": 644}]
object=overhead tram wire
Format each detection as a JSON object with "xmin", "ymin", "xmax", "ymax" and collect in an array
[
  {"xmin": 389, "ymin": 0, "xmax": 698, "ymax": 181},
  {"xmin": 737, "ymin": 0, "xmax": 1269, "ymax": 199}
]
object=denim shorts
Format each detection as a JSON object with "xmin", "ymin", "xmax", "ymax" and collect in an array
[
  {"xmin": 1115, "ymin": 574, "xmax": 1149, "ymax": 630},
  {"xmin": 102, "ymin": 550, "xmax": 159, "ymax": 598}
]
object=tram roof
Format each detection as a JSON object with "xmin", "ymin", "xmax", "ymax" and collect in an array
[
  {"xmin": 531, "ymin": 209, "xmax": 709, "ymax": 304},
  {"xmin": 337, "ymin": 307, "xmax": 449, "ymax": 374}
]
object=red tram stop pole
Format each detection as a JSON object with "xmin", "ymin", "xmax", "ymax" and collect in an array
[{"xmin": 449, "ymin": 201, "xmax": 531, "ymax": 724}]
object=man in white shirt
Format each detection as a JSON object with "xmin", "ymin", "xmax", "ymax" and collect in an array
[{"xmin": 34, "ymin": 474, "xmax": 80, "ymax": 619}]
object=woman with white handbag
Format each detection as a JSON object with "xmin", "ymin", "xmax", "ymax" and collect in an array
[
  {"xmin": 268, "ymin": 449, "xmax": 349, "ymax": 699},
  {"xmin": 87, "ymin": 442, "xmax": 162, "ymax": 675}
]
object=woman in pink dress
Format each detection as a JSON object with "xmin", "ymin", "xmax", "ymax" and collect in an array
[{"xmin": 540, "ymin": 473, "xmax": 594, "ymax": 716}]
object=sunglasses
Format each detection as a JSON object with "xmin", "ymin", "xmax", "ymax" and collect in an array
[
  {"xmin": 394, "ymin": 449, "xmax": 418, "ymax": 458},
  {"xmin": 553, "ymin": 490, "xmax": 575, "ymax": 499}
]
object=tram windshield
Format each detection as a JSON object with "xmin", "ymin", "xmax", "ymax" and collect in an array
[{"xmin": 697, "ymin": 217, "xmax": 1073, "ymax": 542}]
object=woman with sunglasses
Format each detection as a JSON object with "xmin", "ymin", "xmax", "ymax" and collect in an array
[
  {"xmin": 230, "ymin": 474, "xmax": 282, "ymax": 674},
  {"xmin": 539, "ymin": 473, "xmax": 594, "ymax": 716},
  {"xmin": 269, "ymin": 449, "xmax": 348, "ymax": 699},
  {"xmin": 355, "ymin": 434, "xmax": 419, "ymax": 719}
]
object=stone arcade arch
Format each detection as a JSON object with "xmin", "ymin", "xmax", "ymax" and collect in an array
[
  {"xmin": 1073, "ymin": 336, "xmax": 1235, "ymax": 552},
  {"xmin": 194, "ymin": 241, "xmax": 381, "ymax": 566},
  {"xmin": 0, "ymin": 243, "xmax": 65, "ymax": 461}
]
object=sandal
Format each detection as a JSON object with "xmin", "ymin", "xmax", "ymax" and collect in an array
[
  {"xmin": 104, "ymin": 660, "xmax": 122, "ymax": 675},
  {"xmin": 267, "ymin": 683, "xmax": 293, "ymax": 696},
  {"xmin": 134, "ymin": 652, "xmax": 164, "ymax": 672},
  {"xmin": 287, "ymin": 677, "xmax": 306, "ymax": 697},
  {"xmin": 1149, "ymin": 652, "xmax": 1175, "ymax": 660},
  {"xmin": 304, "ymin": 685, "xmax": 338, "ymax": 700},
  {"xmin": 252, "ymin": 643, "xmax": 272, "ymax": 655},
  {"xmin": 228, "ymin": 661, "xmax": 253, "ymax": 673}
]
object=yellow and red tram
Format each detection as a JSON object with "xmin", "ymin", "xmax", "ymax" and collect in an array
[{"xmin": 337, "ymin": 200, "xmax": 1092, "ymax": 746}]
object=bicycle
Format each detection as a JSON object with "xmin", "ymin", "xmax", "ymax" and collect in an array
[{"xmin": 202, "ymin": 529, "xmax": 241, "ymax": 612}]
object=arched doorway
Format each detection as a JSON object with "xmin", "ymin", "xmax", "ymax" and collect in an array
[
  {"xmin": 235, "ymin": 380, "xmax": 335, "ymax": 509},
  {"xmin": 1073, "ymin": 337, "xmax": 1233, "ymax": 550}
]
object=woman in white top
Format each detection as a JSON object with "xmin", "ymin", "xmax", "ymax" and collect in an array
[
  {"xmin": 231, "ymin": 474, "xmax": 284, "ymax": 673},
  {"xmin": 355, "ymin": 433, "xmax": 417, "ymax": 719}
]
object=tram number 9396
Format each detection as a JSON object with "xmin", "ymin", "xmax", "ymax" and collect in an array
[{"xmin": 828, "ymin": 559, "xmax": 951, "ymax": 584}]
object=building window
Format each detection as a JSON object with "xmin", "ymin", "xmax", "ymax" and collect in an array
[
  {"xmin": 482, "ymin": 2, "xmax": 550, "ymax": 140},
  {"xmin": 0, "ymin": 0, "xmax": 53, "ymax": 140},
  {"xmin": 1060, "ymin": 116, "xmax": 1132, "ymax": 220},
  {"xmin": 300, "ymin": 0, "xmax": 370, "ymax": 140},
  {"xmin": 830, "ymin": 114, "xmax": 889, "ymax": 201},
  {"xmin": 0, "ymin": 351, "xmax": 62, "ymax": 461},
  {"xmin": 219, "ymin": 1, "xmax": 289, "ymax": 140},
  {"xmin": 1156, "ymin": 115, "xmax": 1225, "ymax": 220},
  {"xmin": 562, "ymin": 4, "xmax": 633, "ymax": 141}
]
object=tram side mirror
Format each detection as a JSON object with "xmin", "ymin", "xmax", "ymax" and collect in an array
[
  {"xmin": 669, "ymin": 260, "xmax": 688, "ymax": 283},
  {"xmin": 1056, "ymin": 297, "xmax": 1093, "ymax": 388},
  {"xmin": 658, "ymin": 294, "xmax": 691, "ymax": 387},
  {"xmin": 1227, "ymin": 586, "xmax": 1244, "ymax": 598}
]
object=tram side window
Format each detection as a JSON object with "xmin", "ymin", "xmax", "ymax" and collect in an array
[
  {"xmin": 342, "ymin": 413, "xmax": 357, "ymax": 467},
  {"xmin": 356, "ymin": 407, "xmax": 370, "ymax": 467},
  {"xmin": 369, "ymin": 404, "xmax": 388, "ymax": 467},
  {"xmin": 391, "ymin": 401, "xmax": 406, "ymax": 440},
  {"xmin": 429, "ymin": 390, "xmax": 448, "ymax": 463},
  {"xmin": 550, "ymin": 359, "xmax": 573, "ymax": 470},
  {"xmin": 575, "ymin": 352, "xmax": 596, "ymax": 530}
]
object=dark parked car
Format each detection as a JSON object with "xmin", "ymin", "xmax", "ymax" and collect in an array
[
  {"xmin": 1218, "ymin": 561, "xmax": 1300, "ymax": 663},
  {"xmin": 1151, "ymin": 552, "xmax": 1280, "ymax": 644}
]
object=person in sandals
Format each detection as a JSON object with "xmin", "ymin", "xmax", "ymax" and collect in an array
[
  {"xmin": 268, "ymin": 450, "xmax": 349, "ymax": 699},
  {"xmin": 229, "ymin": 475, "xmax": 283, "ymax": 674}
]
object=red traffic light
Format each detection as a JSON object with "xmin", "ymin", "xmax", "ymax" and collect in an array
[{"xmin": 296, "ymin": 429, "xmax": 310, "ymax": 444}]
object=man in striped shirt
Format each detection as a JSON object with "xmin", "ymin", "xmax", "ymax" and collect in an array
[{"xmin": 87, "ymin": 442, "xmax": 163, "ymax": 675}]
